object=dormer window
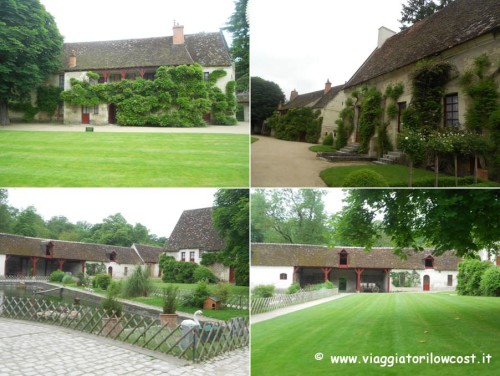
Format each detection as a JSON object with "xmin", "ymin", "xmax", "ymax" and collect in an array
[
  {"xmin": 339, "ymin": 250, "xmax": 348, "ymax": 268},
  {"xmin": 45, "ymin": 242, "xmax": 54, "ymax": 257},
  {"xmin": 109, "ymin": 251, "xmax": 117, "ymax": 262},
  {"xmin": 425, "ymin": 256, "xmax": 434, "ymax": 269}
]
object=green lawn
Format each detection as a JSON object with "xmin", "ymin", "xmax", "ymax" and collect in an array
[
  {"xmin": 251, "ymin": 137, "xmax": 259, "ymax": 143},
  {"xmin": 0, "ymin": 131, "xmax": 248, "ymax": 187},
  {"xmin": 309, "ymin": 145, "xmax": 336, "ymax": 153},
  {"xmin": 252, "ymin": 293, "xmax": 500, "ymax": 376},
  {"xmin": 320, "ymin": 164, "xmax": 499, "ymax": 187}
]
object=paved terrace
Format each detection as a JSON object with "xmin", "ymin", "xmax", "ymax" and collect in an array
[
  {"xmin": 0, "ymin": 318, "xmax": 249, "ymax": 376},
  {"xmin": 0, "ymin": 122, "xmax": 249, "ymax": 135}
]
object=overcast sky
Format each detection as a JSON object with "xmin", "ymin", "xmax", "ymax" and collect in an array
[
  {"xmin": 6, "ymin": 189, "xmax": 219, "ymax": 238},
  {"xmin": 39, "ymin": 0, "xmax": 235, "ymax": 44},
  {"xmin": 249, "ymin": 0, "xmax": 404, "ymax": 99}
]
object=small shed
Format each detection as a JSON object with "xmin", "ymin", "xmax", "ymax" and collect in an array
[{"xmin": 203, "ymin": 296, "xmax": 221, "ymax": 310}]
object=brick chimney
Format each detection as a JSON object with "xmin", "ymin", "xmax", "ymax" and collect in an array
[
  {"xmin": 173, "ymin": 21, "xmax": 185, "ymax": 45},
  {"xmin": 324, "ymin": 79, "xmax": 332, "ymax": 95},
  {"xmin": 68, "ymin": 49, "xmax": 76, "ymax": 68},
  {"xmin": 290, "ymin": 89, "xmax": 298, "ymax": 102}
]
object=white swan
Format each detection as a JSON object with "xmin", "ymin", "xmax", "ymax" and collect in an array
[{"xmin": 181, "ymin": 310, "xmax": 203, "ymax": 327}]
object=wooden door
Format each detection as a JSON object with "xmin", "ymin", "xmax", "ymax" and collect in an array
[
  {"xmin": 82, "ymin": 106, "xmax": 90, "ymax": 124},
  {"xmin": 423, "ymin": 275, "xmax": 430, "ymax": 291}
]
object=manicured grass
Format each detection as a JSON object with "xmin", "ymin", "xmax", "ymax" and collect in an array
[
  {"xmin": 252, "ymin": 293, "xmax": 500, "ymax": 376},
  {"xmin": 0, "ymin": 131, "xmax": 248, "ymax": 187},
  {"xmin": 131, "ymin": 296, "xmax": 248, "ymax": 320},
  {"xmin": 309, "ymin": 145, "xmax": 336, "ymax": 153},
  {"xmin": 150, "ymin": 280, "xmax": 249, "ymax": 296},
  {"xmin": 251, "ymin": 137, "xmax": 259, "ymax": 143},
  {"xmin": 320, "ymin": 164, "xmax": 499, "ymax": 187}
]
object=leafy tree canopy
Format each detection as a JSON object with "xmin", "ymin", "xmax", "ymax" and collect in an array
[
  {"xmin": 224, "ymin": 0, "xmax": 249, "ymax": 92},
  {"xmin": 0, "ymin": 0, "xmax": 63, "ymax": 125},
  {"xmin": 212, "ymin": 189, "xmax": 249, "ymax": 286},
  {"xmin": 333, "ymin": 190, "xmax": 500, "ymax": 258},
  {"xmin": 399, "ymin": 0, "xmax": 455, "ymax": 30},
  {"xmin": 251, "ymin": 77, "xmax": 285, "ymax": 131}
]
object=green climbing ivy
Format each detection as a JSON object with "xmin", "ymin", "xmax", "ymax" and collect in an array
[
  {"xmin": 357, "ymin": 86, "xmax": 383, "ymax": 153},
  {"xmin": 335, "ymin": 97, "xmax": 355, "ymax": 149}
]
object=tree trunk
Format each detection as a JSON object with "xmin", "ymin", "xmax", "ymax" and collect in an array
[
  {"xmin": 434, "ymin": 154, "xmax": 439, "ymax": 187},
  {"xmin": 474, "ymin": 154, "xmax": 478, "ymax": 184},
  {"xmin": 0, "ymin": 100, "xmax": 10, "ymax": 126},
  {"xmin": 454, "ymin": 154, "xmax": 458, "ymax": 187}
]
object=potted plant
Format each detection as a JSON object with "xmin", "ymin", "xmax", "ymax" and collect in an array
[
  {"xmin": 101, "ymin": 282, "xmax": 123, "ymax": 338},
  {"xmin": 159, "ymin": 285, "xmax": 179, "ymax": 329}
]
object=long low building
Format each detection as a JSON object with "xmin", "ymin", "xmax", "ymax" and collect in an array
[
  {"xmin": 251, "ymin": 243, "xmax": 462, "ymax": 293},
  {"xmin": 0, "ymin": 233, "xmax": 163, "ymax": 278}
]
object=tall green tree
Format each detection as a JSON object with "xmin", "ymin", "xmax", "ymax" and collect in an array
[
  {"xmin": 225, "ymin": 0, "xmax": 249, "ymax": 92},
  {"xmin": 0, "ymin": 189, "xmax": 15, "ymax": 233},
  {"xmin": 399, "ymin": 0, "xmax": 455, "ymax": 30},
  {"xmin": 90, "ymin": 213, "xmax": 134, "ymax": 246},
  {"xmin": 333, "ymin": 190, "xmax": 500, "ymax": 257},
  {"xmin": 212, "ymin": 189, "xmax": 249, "ymax": 286},
  {"xmin": 251, "ymin": 77, "xmax": 285, "ymax": 134},
  {"xmin": 251, "ymin": 189, "xmax": 329, "ymax": 245},
  {"xmin": 46, "ymin": 216, "xmax": 76, "ymax": 239},
  {"xmin": 0, "ymin": 0, "xmax": 63, "ymax": 125},
  {"xmin": 13, "ymin": 206, "xmax": 48, "ymax": 238}
]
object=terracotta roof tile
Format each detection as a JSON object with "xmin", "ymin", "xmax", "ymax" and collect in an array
[{"xmin": 133, "ymin": 244, "xmax": 163, "ymax": 263}]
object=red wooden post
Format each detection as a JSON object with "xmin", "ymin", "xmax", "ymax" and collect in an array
[
  {"xmin": 293, "ymin": 266, "xmax": 301, "ymax": 283},
  {"xmin": 81, "ymin": 260, "xmax": 86, "ymax": 274},
  {"xmin": 120, "ymin": 70, "xmax": 127, "ymax": 80},
  {"xmin": 321, "ymin": 267, "xmax": 332, "ymax": 282},
  {"xmin": 384, "ymin": 268, "xmax": 391, "ymax": 293},
  {"xmin": 31, "ymin": 256, "xmax": 38, "ymax": 277},
  {"xmin": 58, "ymin": 259, "xmax": 65, "ymax": 271},
  {"xmin": 101, "ymin": 71, "xmax": 110, "ymax": 82},
  {"xmin": 139, "ymin": 68, "xmax": 146, "ymax": 78},
  {"xmin": 355, "ymin": 268, "xmax": 364, "ymax": 292}
]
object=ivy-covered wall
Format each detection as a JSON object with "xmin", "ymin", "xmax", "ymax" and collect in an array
[{"xmin": 60, "ymin": 64, "xmax": 237, "ymax": 127}]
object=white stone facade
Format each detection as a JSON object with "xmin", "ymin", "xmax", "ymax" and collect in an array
[{"xmin": 250, "ymin": 266, "xmax": 295, "ymax": 290}]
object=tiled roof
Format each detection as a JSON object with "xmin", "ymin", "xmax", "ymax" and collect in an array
[
  {"xmin": 346, "ymin": 0, "xmax": 500, "ymax": 88},
  {"xmin": 0, "ymin": 233, "xmax": 143, "ymax": 265},
  {"xmin": 165, "ymin": 207, "xmax": 224, "ymax": 252},
  {"xmin": 251, "ymin": 243, "xmax": 461, "ymax": 271},
  {"xmin": 63, "ymin": 32, "xmax": 232, "ymax": 71},
  {"xmin": 312, "ymin": 85, "xmax": 344, "ymax": 109},
  {"xmin": 133, "ymin": 244, "xmax": 163, "ymax": 263},
  {"xmin": 281, "ymin": 90, "xmax": 324, "ymax": 110}
]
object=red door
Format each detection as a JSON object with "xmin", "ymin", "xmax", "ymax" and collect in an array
[
  {"xmin": 423, "ymin": 275, "xmax": 430, "ymax": 291},
  {"xmin": 229, "ymin": 266, "xmax": 235, "ymax": 283},
  {"xmin": 82, "ymin": 107, "xmax": 90, "ymax": 124}
]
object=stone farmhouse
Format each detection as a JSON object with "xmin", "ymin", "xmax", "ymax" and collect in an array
[
  {"xmin": 251, "ymin": 243, "xmax": 462, "ymax": 293},
  {"xmin": 164, "ymin": 207, "xmax": 234, "ymax": 283},
  {"xmin": 278, "ymin": 80, "xmax": 345, "ymax": 143},
  {"xmin": 42, "ymin": 23, "xmax": 234, "ymax": 125},
  {"xmin": 0, "ymin": 233, "xmax": 163, "ymax": 278},
  {"xmin": 272, "ymin": 0, "xmax": 499, "ymax": 155}
]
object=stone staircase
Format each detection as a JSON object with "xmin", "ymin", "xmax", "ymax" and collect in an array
[
  {"xmin": 335, "ymin": 143, "xmax": 360, "ymax": 156},
  {"xmin": 317, "ymin": 143, "xmax": 377, "ymax": 163},
  {"xmin": 373, "ymin": 151, "xmax": 405, "ymax": 165}
]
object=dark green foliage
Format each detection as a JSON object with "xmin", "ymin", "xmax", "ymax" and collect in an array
[
  {"xmin": 0, "ymin": 0, "xmax": 63, "ymax": 125},
  {"xmin": 213, "ymin": 189, "xmax": 249, "ymax": 286},
  {"xmin": 342, "ymin": 169, "xmax": 389, "ymax": 187},
  {"xmin": 358, "ymin": 87, "xmax": 383, "ymax": 153},
  {"xmin": 214, "ymin": 282, "xmax": 231, "ymax": 304},
  {"xmin": 9, "ymin": 102, "xmax": 38, "ymax": 122},
  {"xmin": 61, "ymin": 274, "xmax": 74, "ymax": 285},
  {"xmin": 224, "ymin": 0, "xmax": 249, "ymax": 92},
  {"xmin": 399, "ymin": 0, "xmax": 454, "ymax": 30},
  {"xmin": 386, "ymin": 103, "xmax": 398, "ymax": 120},
  {"xmin": 322, "ymin": 133, "xmax": 334, "ymax": 146},
  {"xmin": 272, "ymin": 107, "xmax": 322, "ymax": 143},
  {"xmin": 183, "ymin": 280, "xmax": 210, "ymax": 308},
  {"xmin": 335, "ymin": 98, "xmax": 355, "ymax": 150},
  {"xmin": 93, "ymin": 273, "xmax": 112, "ymax": 290},
  {"xmin": 193, "ymin": 266, "xmax": 218, "ymax": 283},
  {"xmin": 48, "ymin": 270, "xmax": 66, "ymax": 282},
  {"xmin": 457, "ymin": 259, "xmax": 492, "ymax": 296},
  {"xmin": 200, "ymin": 252, "xmax": 224, "ymax": 266},
  {"xmin": 286, "ymin": 282, "xmax": 301, "ymax": 294},
  {"xmin": 101, "ymin": 293, "xmax": 123, "ymax": 317},
  {"xmin": 251, "ymin": 77, "xmax": 285, "ymax": 133},
  {"xmin": 390, "ymin": 271, "xmax": 421, "ymax": 287},
  {"xmin": 36, "ymin": 85, "xmax": 62, "ymax": 119},
  {"xmin": 86, "ymin": 263, "xmax": 106, "ymax": 276},
  {"xmin": 377, "ymin": 123, "xmax": 393, "ymax": 156},
  {"xmin": 162, "ymin": 285, "xmax": 179, "ymax": 314},
  {"xmin": 385, "ymin": 83, "xmax": 404, "ymax": 101},
  {"xmin": 252, "ymin": 285, "xmax": 275, "ymax": 298},
  {"xmin": 160, "ymin": 256, "xmax": 198, "ymax": 284},
  {"xmin": 480, "ymin": 267, "xmax": 500, "ymax": 297},
  {"xmin": 123, "ymin": 266, "xmax": 152, "ymax": 297}
]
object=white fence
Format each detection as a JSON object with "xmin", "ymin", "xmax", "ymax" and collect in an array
[{"xmin": 251, "ymin": 288, "xmax": 338, "ymax": 315}]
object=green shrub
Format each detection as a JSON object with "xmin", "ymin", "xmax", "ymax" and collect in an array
[
  {"xmin": 160, "ymin": 256, "xmax": 199, "ymax": 283},
  {"xmin": 193, "ymin": 266, "xmax": 218, "ymax": 283},
  {"xmin": 252, "ymin": 285, "xmax": 275, "ymax": 298},
  {"xmin": 321, "ymin": 280, "xmax": 335, "ymax": 289},
  {"xmin": 93, "ymin": 273, "xmax": 112, "ymax": 290},
  {"xmin": 183, "ymin": 280, "xmax": 210, "ymax": 308},
  {"xmin": 480, "ymin": 267, "xmax": 500, "ymax": 296},
  {"xmin": 162, "ymin": 285, "xmax": 179, "ymax": 314},
  {"xmin": 286, "ymin": 282, "xmax": 301, "ymax": 294},
  {"xmin": 101, "ymin": 295, "xmax": 123, "ymax": 317},
  {"xmin": 107, "ymin": 280, "xmax": 123, "ymax": 298},
  {"xmin": 86, "ymin": 262, "xmax": 106, "ymax": 276},
  {"xmin": 49, "ymin": 270, "xmax": 66, "ymax": 282},
  {"xmin": 342, "ymin": 169, "xmax": 389, "ymax": 187},
  {"xmin": 76, "ymin": 272, "xmax": 89, "ymax": 287},
  {"xmin": 457, "ymin": 259, "xmax": 492, "ymax": 296},
  {"xmin": 322, "ymin": 133, "xmax": 334, "ymax": 146},
  {"xmin": 123, "ymin": 266, "xmax": 152, "ymax": 297},
  {"xmin": 214, "ymin": 282, "xmax": 231, "ymax": 304},
  {"xmin": 62, "ymin": 274, "xmax": 75, "ymax": 285}
]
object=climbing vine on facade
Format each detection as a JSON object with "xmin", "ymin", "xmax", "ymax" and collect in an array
[
  {"xmin": 335, "ymin": 97, "xmax": 355, "ymax": 149},
  {"xmin": 356, "ymin": 86, "xmax": 383, "ymax": 153}
]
